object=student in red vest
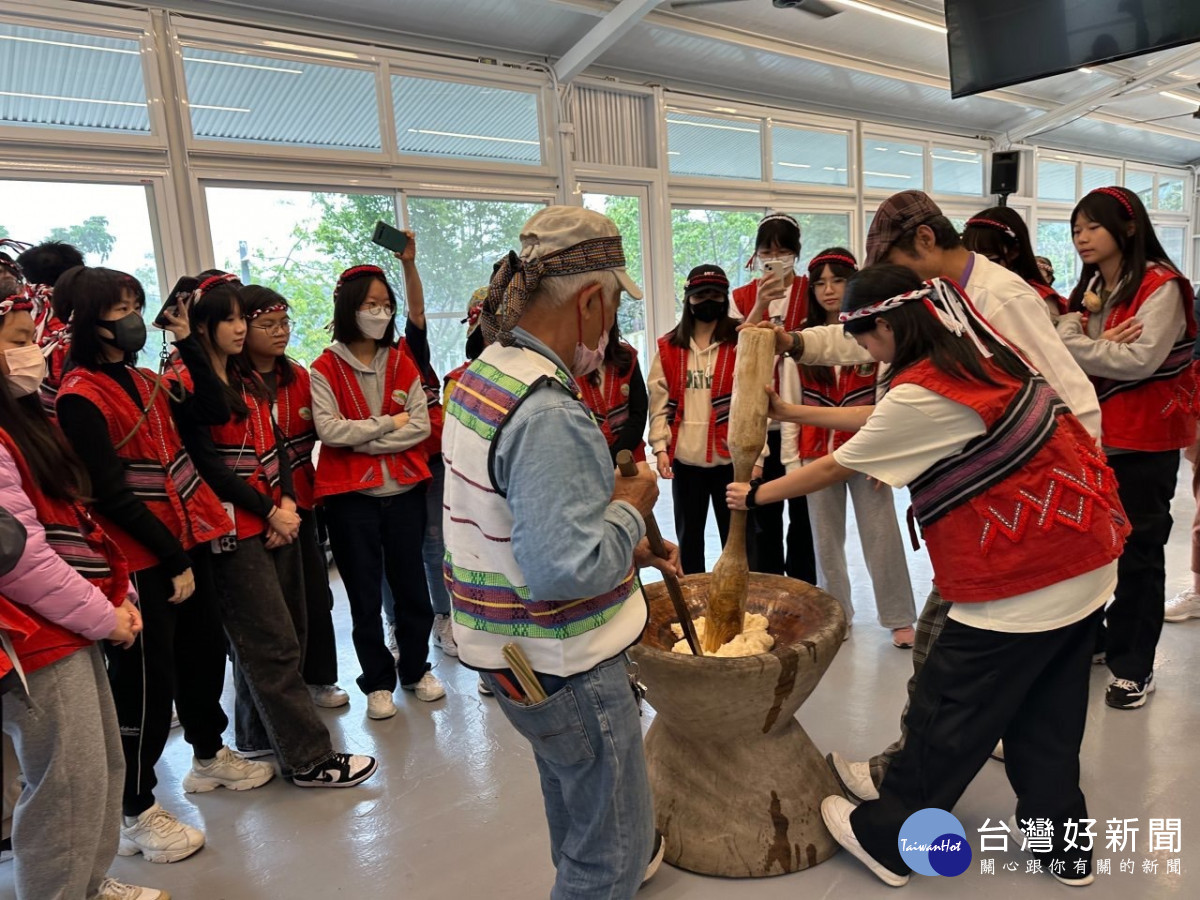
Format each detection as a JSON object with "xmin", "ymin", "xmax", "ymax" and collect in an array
[
  {"xmin": 730, "ymin": 211, "xmax": 815, "ymax": 581},
  {"xmin": 174, "ymin": 272, "xmax": 377, "ymax": 788},
  {"xmin": 963, "ymin": 207, "xmax": 1067, "ymax": 316},
  {"xmin": 14, "ymin": 241, "xmax": 84, "ymax": 419},
  {"xmin": 239, "ymin": 285, "xmax": 347, "ymax": 711},
  {"xmin": 310, "ymin": 265, "xmax": 442, "ymax": 722},
  {"xmin": 778, "ymin": 249, "xmax": 916, "ymax": 647},
  {"xmin": 649, "ymin": 264, "xmax": 750, "ymax": 575},
  {"xmin": 55, "ymin": 267, "xmax": 275, "ymax": 863},
  {"xmin": 1055, "ymin": 185, "xmax": 1196, "ymax": 710},
  {"xmin": 580, "ymin": 318, "xmax": 648, "ymax": 465},
  {"xmin": 731, "ymin": 266, "xmax": 1129, "ymax": 888},
  {"xmin": 0, "ymin": 293, "xmax": 169, "ymax": 900}
]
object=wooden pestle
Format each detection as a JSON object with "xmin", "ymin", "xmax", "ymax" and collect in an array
[
  {"xmin": 616, "ymin": 450, "xmax": 702, "ymax": 656},
  {"xmin": 703, "ymin": 326, "xmax": 778, "ymax": 653}
]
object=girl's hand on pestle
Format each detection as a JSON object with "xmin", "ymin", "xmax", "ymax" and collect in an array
[
  {"xmin": 764, "ymin": 384, "xmax": 793, "ymax": 422},
  {"xmin": 727, "ymin": 481, "xmax": 751, "ymax": 511},
  {"xmin": 634, "ymin": 537, "xmax": 683, "ymax": 579},
  {"xmin": 736, "ymin": 321, "xmax": 794, "ymax": 357}
]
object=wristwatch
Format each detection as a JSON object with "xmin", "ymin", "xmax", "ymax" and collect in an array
[
  {"xmin": 785, "ymin": 331, "xmax": 803, "ymax": 360},
  {"xmin": 745, "ymin": 477, "xmax": 764, "ymax": 509}
]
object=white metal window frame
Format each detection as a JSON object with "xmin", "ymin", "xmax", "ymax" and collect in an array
[
  {"xmin": 0, "ymin": 2, "xmax": 169, "ymax": 150},
  {"xmin": 860, "ymin": 122, "xmax": 991, "ymax": 204}
]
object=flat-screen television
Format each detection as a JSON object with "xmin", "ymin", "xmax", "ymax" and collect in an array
[{"xmin": 946, "ymin": 0, "xmax": 1200, "ymax": 98}]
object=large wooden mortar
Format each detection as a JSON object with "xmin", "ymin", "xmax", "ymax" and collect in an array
[{"xmin": 629, "ymin": 573, "xmax": 847, "ymax": 878}]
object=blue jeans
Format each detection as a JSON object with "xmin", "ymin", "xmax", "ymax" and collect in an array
[
  {"xmin": 422, "ymin": 454, "xmax": 451, "ymax": 616},
  {"xmin": 482, "ymin": 654, "xmax": 655, "ymax": 900}
]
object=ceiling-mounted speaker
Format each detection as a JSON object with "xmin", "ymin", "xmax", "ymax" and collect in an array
[{"xmin": 990, "ymin": 151, "xmax": 1020, "ymax": 198}]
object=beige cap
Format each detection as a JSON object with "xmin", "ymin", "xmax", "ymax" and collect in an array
[{"xmin": 517, "ymin": 205, "xmax": 643, "ymax": 300}]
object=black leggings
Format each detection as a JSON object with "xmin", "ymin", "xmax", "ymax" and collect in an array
[{"xmin": 671, "ymin": 461, "xmax": 742, "ymax": 576}]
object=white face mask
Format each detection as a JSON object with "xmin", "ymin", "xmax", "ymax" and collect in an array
[
  {"xmin": 355, "ymin": 307, "xmax": 392, "ymax": 341},
  {"xmin": 3, "ymin": 345, "xmax": 46, "ymax": 398}
]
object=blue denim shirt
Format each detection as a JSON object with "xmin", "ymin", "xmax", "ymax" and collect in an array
[{"xmin": 491, "ymin": 328, "xmax": 645, "ymax": 602}]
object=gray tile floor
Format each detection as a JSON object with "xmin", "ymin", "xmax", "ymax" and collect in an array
[{"xmin": 6, "ymin": 463, "xmax": 1198, "ymax": 899}]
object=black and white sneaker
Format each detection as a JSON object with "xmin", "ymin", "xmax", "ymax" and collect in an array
[
  {"xmin": 290, "ymin": 753, "xmax": 378, "ymax": 788},
  {"xmin": 641, "ymin": 831, "xmax": 665, "ymax": 887},
  {"xmin": 1106, "ymin": 672, "xmax": 1154, "ymax": 709}
]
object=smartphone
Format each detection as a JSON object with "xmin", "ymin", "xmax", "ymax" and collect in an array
[
  {"xmin": 371, "ymin": 220, "xmax": 409, "ymax": 255},
  {"xmin": 153, "ymin": 290, "xmax": 190, "ymax": 330}
]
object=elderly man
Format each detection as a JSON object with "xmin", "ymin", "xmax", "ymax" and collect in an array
[{"xmin": 442, "ymin": 206, "xmax": 679, "ymax": 899}]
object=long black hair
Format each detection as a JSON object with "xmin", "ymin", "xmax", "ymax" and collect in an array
[
  {"xmin": 962, "ymin": 207, "xmax": 1047, "ymax": 287},
  {"xmin": 802, "ymin": 247, "xmax": 858, "ymax": 388},
  {"xmin": 1067, "ymin": 186, "xmax": 1178, "ymax": 312},
  {"xmin": 842, "ymin": 265, "xmax": 1031, "ymax": 389},
  {"xmin": 668, "ymin": 290, "xmax": 738, "ymax": 349},
  {"xmin": 59, "ymin": 266, "xmax": 146, "ymax": 370},
  {"xmin": 238, "ymin": 284, "xmax": 297, "ymax": 389},
  {"xmin": 177, "ymin": 273, "xmax": 264, "ymax": 419}
]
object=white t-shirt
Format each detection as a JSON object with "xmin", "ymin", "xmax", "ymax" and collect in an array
[{"xmin": 832, "ymin": 382, "xmax": 1112, "ymax": 632}]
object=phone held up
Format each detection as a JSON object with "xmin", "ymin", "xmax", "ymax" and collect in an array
[{"xmin": 371, "ymin": 220, "xmax": 410, "ymax": 255}]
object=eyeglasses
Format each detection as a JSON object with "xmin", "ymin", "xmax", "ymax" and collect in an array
[
  {"xmin": 248, "ymin": 318, "xmax": 292, "ymax": 335},
  {"xmin": 358, "ymin": 302, "xmax": 394, "ymax": 313}
]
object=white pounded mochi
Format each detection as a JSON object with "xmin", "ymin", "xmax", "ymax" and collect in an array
[{"xmin": 670, "ymin": 613, "xmax": 774, "ymax": 657}]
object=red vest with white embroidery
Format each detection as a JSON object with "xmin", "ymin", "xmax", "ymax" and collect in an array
[
  {"xmin": 208, "ymin": 380, "xmax": 285, "ymax": 540},
  {"xmin": 399, "ymin": 337, "xmax": 444, "ymax": 457},
  {"xmin": 272, "ymin": 362, "xmax": 318, "ymax": 511},
  {"xmin": 0, "ymin": 428, "xmax": 128, "ymax": 674},
  {"xmin": 656, "ymin": 335, "xmax": 735, "ymax": 464},
  {"xmin": 1030, "ymin": 280, "xmax": 1068, "ymax": 316},
  {"xmin": 797, "ymin": 361, "xmax": 878, "ymax": 459},
  {"xmin": 894, "ymin": 360, "xmax": 1129, "ymax": 603},
  {"xmin": 56, "ymin": 366, "xmax": 231, "ymax": 570},
  {"xmin": 1086, "ymin": 265, "xmax": 1197, "ymax": 452},
  {"xmin": 36, "ymin": 311, "xmax": 69, "ymax": 421},
  {"xmin": 732, "ymin": 275, "xmax": 809, "ymax": 329},
  {"xmin": 311, "ymin": 346, "xmax": 432, "ymax": 500},
  {"xmin": 579, "ymin": 343, "xmax": 646, "ymax": 463}
]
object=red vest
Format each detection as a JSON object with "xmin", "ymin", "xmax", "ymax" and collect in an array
[
  {"xmin": 797, "ymin": 361, "xmax": 878, "ymax": 460},
  {"xmin": 36, "ymin": 314, "xmax": 70, "ymax": 422},
  {"xmin": 1030, "ymin": 280, "xmax": 1068, "ymax": 316},
  {"xmin": 895, "ymin": 361, "xmax": 1129, "ymax": 603},
  {"xmin": 656, "ymin": 335, "xmax": 736, "ymax": 464},
  {"xmin": 0, "ymin": 596, "xmax": 39, "ymax": 682},
  {"xmin": 311, "ymin": 347, "xmax": 432, "ymax": 500},
  {"xmin": 1086, "ymin": 266, "xmax": 1198, "ymax": 452},
  {"xmin": 579, "ymin": 343, "xmax": 646, "ymax": 463},
  {"xmin": 56, "ymin": 366, "xmax": 231, "ymax": 570},
  {"xmin": 732, "ymin": 275, "xmax": 809, "ymax": 330},
  {"xmin": 398, "ymin": 337, "xmax": 444, "ymax": 457},
  {"xmin": 208, "ymin": 381, "xmax": 285, "ymax": 540},
  {"xmin": 0, "ymin": 429, "xmax": 127, "ymax": 675},
  {"xmin": 271, "ymin": 363, "xmax": 318, "ymax": 512}
]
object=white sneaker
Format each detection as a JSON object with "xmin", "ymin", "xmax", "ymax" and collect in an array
[
  {"xmin": 118, "ymin": 804, "xmax": 205, "ymax": 864},
  {"xmin": 385, "ymin": 627, "xmax": 399, "ymax": 659},
  {"xmin": 182, "ymin": 746, "xmax": 275, "ymax": 793},
  {"xmin": 290, "ymin": 752, "xmax": 378, "ymax": 788},
  {"xmin": 366, "ymin": 689, "xmax": 397, "ymax": 719},
  {"xmin": 235, "ymin": 747, "xmax": 274, "ymax": 760},
  {"xmin": 642, "ymin": 831, "xmax": 665, "ymax": 886},
  {"xmin": 827, "ymin": 751, "xmax": 879, "ymax": 803},
  {"xmin": 1009, "ymin": 816, "xmax": 1094, "ymax": 886},
  {"xmin": 432, "ymin": 614, "xmax": 459, "ymax": 657},
  {"xmin": 93, "ymin": 877, "xmax": 171, "ymax": 900},
  {"xmin": 1165, "ymin": 588, "xmax": 1200, "ymax": 622},
  {"xmin": 402, "ymin": 671, "xmax": 446, "ymax": 702},
  {"xmin": 308, "ymin": 684, "xmax": 350, "ymax": 708},
  {"xmin": 820, "ymin": 796, "xmax": 908, "ymax": 887},
  {"xmin": 477, "ymin": 676, "xmax": 494, "ymax": 697}
]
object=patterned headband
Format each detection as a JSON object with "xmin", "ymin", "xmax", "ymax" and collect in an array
[
  {"xmin": 0, "ymin": 293, "xmax": 36, "ymax": 318},
  {"xmin": 482, "ymin": 236, "xmax": 626, "ymax": 347},
  {"xmin": 335, "ymin": 265, "xmax": 386, "ymax": 297},
  {"xmin": 1090, "ymin": 186, "xmax": 1135, "ymax": 219},
  {"xmin": 808, "ymin": 253, "xmax": 858, "ymax": 273},
  {"xmin": 965, "ymin": 217, "xmax": 1017, "ymax": 241},
  {"xmin": 193, "ymin": 273, "xmax": 241, "ymax": 302},
  {"xmin": 246, "ymin": 302, "xmax": 288, "ymax": 321},
  {"xmin": 759, "ymin": 211, "xmax": 799, "ymax": 229}
]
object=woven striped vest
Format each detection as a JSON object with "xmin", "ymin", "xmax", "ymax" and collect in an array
[{"xmin": 441, "ymin": 343, "xmax": 646, "ymax": 676}]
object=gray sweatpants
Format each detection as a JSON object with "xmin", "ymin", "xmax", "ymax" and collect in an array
[
  {"xmin": 2, "ymin": 645, "xmax": 123, "ymax": 900},
  {"xmin": 808, "ymin": 471, "xmax": 916, "ymax": 630}
]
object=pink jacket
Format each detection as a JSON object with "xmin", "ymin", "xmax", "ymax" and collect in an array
[{"xmin": 0, "ymin": 443, "xmax": 118, "ymax": 642}]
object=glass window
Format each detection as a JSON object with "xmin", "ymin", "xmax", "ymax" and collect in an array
[
  {"xmin": 1037, "ymin": 160, "xmax": 1077, "ymax": 203},
  {"xmin": 404, "ymin": 197, "xmax": 545, "ymax": 378},
  {"xmin": 931, "ymin": 147, "xmax": 983, "ymax": 196},
  {"xmin": 1082, "ymin": 164, "xmax": 1119, "ymax": 195},
  {"xmin": 666, "ymin": 112, "xmax": 762, "ymax": 180},
  {"xmin": 393, "ymin": 76, "xmax": 542, "ymax": 165},
  {"xmin": 796, "ymin": 213, "xmax": 852, "ymax": 272},
  {"xmin": 1036, "ymin": 220, "xmax": 1080, "ymax": 293},
  {"xmin": 1157, "ymin": 176, "xmax": 1185, "ymax": 212},
  {"xmin": 204, "ymin": 186, "xmax": 398, "ymax": 365},
  {"xmin": 0, "ymin": 179, "xmax": 162, "ymax": 366},
  {"xmin": 670, "ymin": 208, "xmax": 760, "ymax": 315},
  {"xmin": 0, "ymin": 24, "xmax": 149, "ymax": 134},
  {"xmin": 583, "ymin": 192, "xmax": 647, "ymax": 366},
  {"xmin": 863, "ymin": 138, "xmax": 924, "ymax": 191},
  {"xmin": 772, "ymin": 125, "xmax": 849, "ymax": 186},
  {"xmin": 1158, "ymin": 225, "xmax": 1186, "ymax": 270},
  {"xmin": 1124, "ymin": 169, "xmax": 1154, "ymax": 206},
  {"xmin": 183, "ymin": 48, "xmax": 381, "ymax": 150}
]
